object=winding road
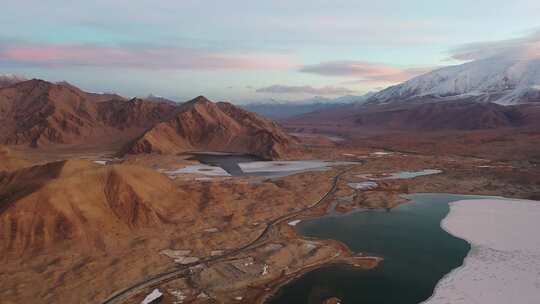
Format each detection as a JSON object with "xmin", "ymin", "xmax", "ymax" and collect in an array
[{"xmin": 101, "ymin": 165, "xmax": 357, "ymax": 304}]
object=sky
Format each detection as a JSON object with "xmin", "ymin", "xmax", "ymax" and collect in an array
[{"xmin": 1, "ymin": 0, "xmax": 539, "ymax": 103}]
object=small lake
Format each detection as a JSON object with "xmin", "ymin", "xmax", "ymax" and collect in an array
[{"xmin": 268, "ymin": 193, "xmax": 491, "ymax": 304}]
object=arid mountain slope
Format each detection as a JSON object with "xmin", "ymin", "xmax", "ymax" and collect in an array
[
  {"xmin": 354, "ymin": 100, "xmax": 525, "ymax": 131},
  {"xmin": 0, "ymin": 160, "xmax": 198, "ymax": 257},
  {"xmin": 0, "ymin": 146, "xmax": 30, "ymax": 172},
  {"xmin": 0, "ymin": 79, "xmax": 176, "ymax": 147},
  {"xmin": 126, "ymin": 96, "xmax": 296, "ymax": 159},
  {"xmin": 1, "ymin": 79, "xmax": 294, "ymax": 159},
  {"xmin": 286, "ymin": 98, "xmax": 540, "ymax": 132}
]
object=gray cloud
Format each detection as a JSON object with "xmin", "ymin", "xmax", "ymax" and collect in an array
[
  {"xmin": 256, "ymin": 85, "xmax": 355, "ymax": 95},
  {"xmin": 450, "ymin": 29, "xmax": 540, "ymax": 61}
]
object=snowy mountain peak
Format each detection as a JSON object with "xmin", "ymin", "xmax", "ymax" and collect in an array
[{"xmin": 370, "ymin": 55, "xmax": 540, "ymax": 105}]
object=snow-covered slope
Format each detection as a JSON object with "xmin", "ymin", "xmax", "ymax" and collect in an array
[{"xmin": 371, "ymin": 56, "xmax": 540, "ymax": 105}]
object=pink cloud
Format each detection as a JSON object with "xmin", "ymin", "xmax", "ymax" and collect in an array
[
  {"xmin": 0, "ymin": 43, "xmax": 296, "ymax": 70},
  {"xmin": 300, "ymin": 60, "xmax": 435, "ymax": 85}
]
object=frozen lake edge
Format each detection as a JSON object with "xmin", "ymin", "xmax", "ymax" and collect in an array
[{"xmin": 424, "ymin": 198, "xmax": 540, "ymax": 304}]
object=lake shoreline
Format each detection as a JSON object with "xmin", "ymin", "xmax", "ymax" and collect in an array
[{"xmin": 264, "ymin": 193, "xmax": 478, "ymax": 303}]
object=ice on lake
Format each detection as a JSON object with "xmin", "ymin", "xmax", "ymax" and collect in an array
[
  {"xmin": 355, "ymin": 169, "xmax": 441, "ymax": 181},
  {"xmin": 239, "ymin": 160, "xmax": 355, "ymax": 173},
  {"xmin": 381, "ymin": 169, "xmax": 442, "ymax": 180},
  {"xmin": 424, "ymin": 198, "xmax": 540, "ymax": 304},
  {"xmin": 165, "ymin": 164, "xmax": 231, "ymax": 176}
]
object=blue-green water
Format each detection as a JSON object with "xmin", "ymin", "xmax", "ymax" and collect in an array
[{"xmin": 269, "ymin": 194, "xmax": 488, "ymax": 304}]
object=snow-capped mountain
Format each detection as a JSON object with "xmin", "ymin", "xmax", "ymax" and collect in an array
[{"xmin": 370, "ymin": 54, "xmax": 540, "ymax": 105}]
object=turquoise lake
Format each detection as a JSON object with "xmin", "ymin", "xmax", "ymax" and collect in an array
[{"xmin": 268, "ymin": 194, "xmax": 490, "ymax": 304}]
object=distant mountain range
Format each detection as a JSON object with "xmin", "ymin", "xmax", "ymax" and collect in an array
[
  {"xmin": 4, "ymin": 49, "xmax": 540, "ymax": 140},
  {"xmin": 241, "ymin": 94, "xmax": 372, "ymax": 119},
  {"xmin": 285, "ymin": 54, "xmax": 540, "ymax": 132}
]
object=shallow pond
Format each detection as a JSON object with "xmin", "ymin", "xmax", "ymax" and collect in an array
[{"xmin": 268, "ymin": 193, "xmax": 491, "ymax": 304}]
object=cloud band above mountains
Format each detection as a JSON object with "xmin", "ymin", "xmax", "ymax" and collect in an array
[
  {"xmin": 299, "ymin": 60, "xmax": 433, "ymax": 83},
  {"xmin": 450, "ymin": 29, "xmax": 540, "ymax": 61},
  {"xmin": 256, "ymin": 84, "xmax": 355, "ymax": 95},
  {"xmin": 0, "ymin": 42, "xmax": 295, "ymax": 71}
]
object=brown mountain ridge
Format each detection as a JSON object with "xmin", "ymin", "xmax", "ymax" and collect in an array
[
  {"xmin": 125, "ymin": 96, "xmax": 295, "ymax": 159},
  {"xmin": 0, "ymin": 79, "xmax": 295, "ymax": 159},
  {"xmin": 0, "ymin": 79, "xmax": 176, "ymax": 147}
]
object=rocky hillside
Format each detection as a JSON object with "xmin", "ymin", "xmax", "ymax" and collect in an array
[
  {"xmin": 125, "ymin": 96, "xmax": 295, "ymax": 159},
  {"xmin": 0, "ymin": 160, "xmax": 198, "ymax": 257},
  {"xmin": 0, "ymin": 79, "xmax": 176, "ymax": 147},
  {"xmin": 0, "ymin": 79, "xmax": 294, "ymax": 159}
]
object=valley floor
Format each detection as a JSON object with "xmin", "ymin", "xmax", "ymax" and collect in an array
[{"xmin": 1, "ymin": 130, "xmax": 540, "ymax": 304}]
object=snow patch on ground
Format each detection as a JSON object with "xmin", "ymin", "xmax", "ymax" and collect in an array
[
  {"xmin": 355, "ymin": 169, "xmax": 441, "ymax": 181},
  {"xmin": 382, "ymin": 169, "xmax": 442, "ymax": 180},
  {"xmin": 424, "ymin": 199, "xmax": 540, "ymax": 304},
  {"xmin": 347, "ymin": 181, "xmax": 378, "ymax": 190},
  {"xmin": 288, "ymin": 220, "xmax": 302, "ymax": 226},
  {"xmin": 141, "ymin": 289, "xmax": 163, "ymax": 304},
  {"xmin": 165, "ymin": 165, "xmax": 231, "ymax": 176},
  {"xmin": 326, "ymin": 135, "xmax": 345, "ymax": 142},
  {"xmin": 239, "ymin": 160, "xmax": 355, "ymax": 173},
  {"xmin": 371, "ymin": 151, "xmax": 393, "ymax": 156},
  {"xmin": 169, "ymin": 289, "xmax": 187, "ymax": 304},
  {"xmin": 290, "ymin": 133, "xmax": 345, "ymax": 142}
]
